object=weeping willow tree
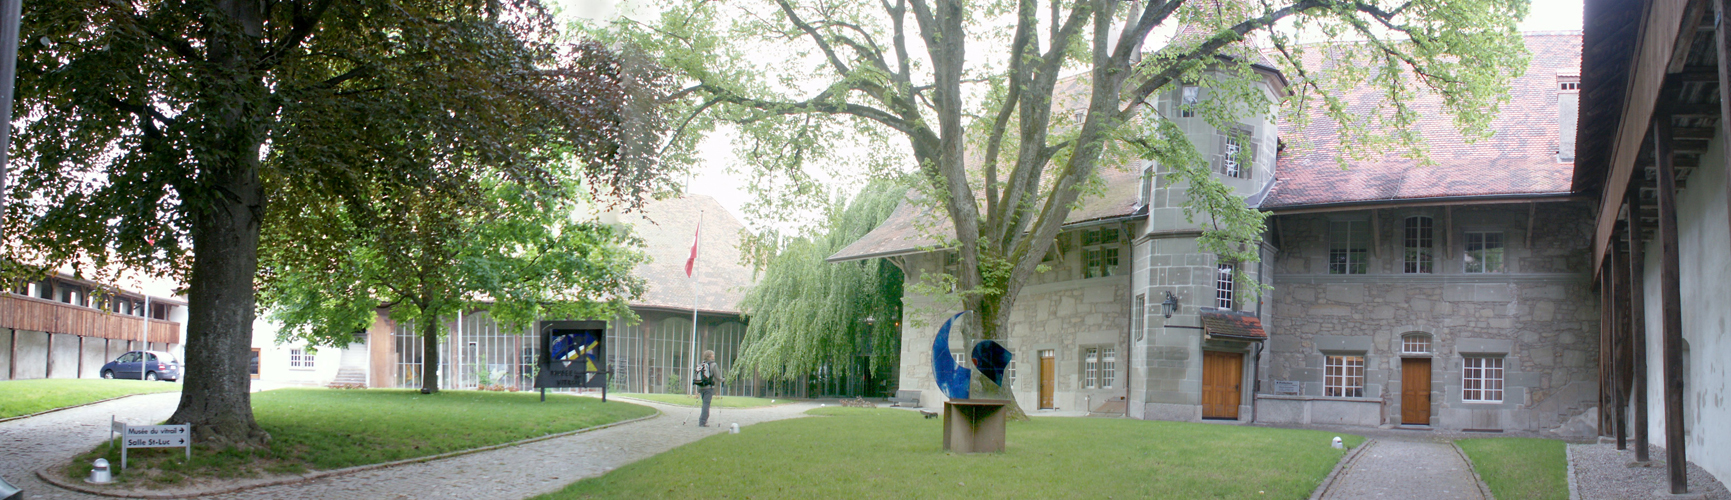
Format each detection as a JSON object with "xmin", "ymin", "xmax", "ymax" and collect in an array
[{"xmin": 732, "ymin": 181, "xmax": 906, "ymax": 388}]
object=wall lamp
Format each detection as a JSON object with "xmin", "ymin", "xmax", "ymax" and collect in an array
[{"xmin": 1161, "ymin": 291, "xmax": 1179, "ymax": 318}]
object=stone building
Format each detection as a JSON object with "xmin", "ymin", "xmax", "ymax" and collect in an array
[{"xmin": 834, "ymin": 32, "xmax": 1604, "ymax": 436}]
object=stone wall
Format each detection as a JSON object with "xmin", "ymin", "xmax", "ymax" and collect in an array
[
  {"xmin": 897, "ymin": 228, "xmax": 1134, "ymax": 412},
  {"xmin": 1265, "ymin": 202, "xmax": 1600, "ymax": 432},
  {"xmin": 1131, "ymin": 233, "xmax": 1270, "ymax": 422}
]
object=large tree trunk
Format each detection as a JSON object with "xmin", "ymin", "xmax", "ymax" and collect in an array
[
  {"xmin": 166, "ymin": 0, "xmax": 272, "ymax": 449},
  {"xmin": 421, "ymin": 316, "xmax": 442, "ymax": 394},
  {"xmin": 169, "ymin": 177, "xmax": 270, "ymax": 448}
]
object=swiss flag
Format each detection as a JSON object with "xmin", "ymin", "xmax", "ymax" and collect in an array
[{"xmin": 684, "ymin": 221, "xmax": 701, "ymax": 277}]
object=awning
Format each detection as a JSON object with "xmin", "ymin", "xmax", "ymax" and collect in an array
[{"xmin": 1199, "ymin": 308, "xmax": 1266, "ymax": 342}]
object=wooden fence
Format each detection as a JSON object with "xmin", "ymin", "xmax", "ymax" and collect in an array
[{"xmin": 0, "ymin": 293, "xmax": 180, "ymax": 344}]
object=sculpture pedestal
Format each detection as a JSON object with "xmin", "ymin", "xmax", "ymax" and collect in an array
[{"xmin": 942, "ymin": 399, "xmax": 1010, "ymax": 453}]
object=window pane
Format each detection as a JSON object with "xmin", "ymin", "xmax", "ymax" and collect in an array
[{"xmin": 1329, "ymin": 221, "xmax": 1369, "ymax": 274}]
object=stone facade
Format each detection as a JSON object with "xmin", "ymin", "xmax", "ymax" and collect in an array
[
  {"xmin": 1260, "ymin": 202, "xmax": 1601, "ymax": 431},
  {"xmin": 899, "ymin": 223, "xmax": 1136, "ymax": 412}
]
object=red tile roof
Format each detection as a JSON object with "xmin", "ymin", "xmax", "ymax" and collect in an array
[
  {"xmin": 1200, "ymin": 308, "xmax": 1266, "ymax": 340},
  {"xmin": 826, "ymin": 167, "xmax": 1144, "ymax": 262},
  {"xmin": 621, "ymin": 195, "xmax": 756, "ymax": 314},
  {"xmin": 1262, "ymin": 33, "xmax": 1581, "ymax": 209}
]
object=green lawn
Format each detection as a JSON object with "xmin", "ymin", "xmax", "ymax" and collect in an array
[
  {"xmin": 68, "ymin": 389, "xmax": 655, "ymax": 487},
  {"xmin": 615, "ymin": 392, "xmax": 785, "ymax": 408},
  {"xmin": 0, "ymin": 379, "xmax": 180, "ymax": 419},
  {"xmin": 542, "ymin": 407, "xmax": 1364, "ymax": 499},
  {"xmin": 1456, "ymin": 437, "xmax": 1568, "ymax": 500}
]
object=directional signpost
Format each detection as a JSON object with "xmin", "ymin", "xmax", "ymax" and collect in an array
[{"xmin": 111, "ymin": 417, "xmax": 190, "ymax": 469}]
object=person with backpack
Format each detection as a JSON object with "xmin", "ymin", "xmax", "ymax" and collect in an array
[{"xmin": 694, "ymin": 350, "xmax": 721, "ymax": 427}]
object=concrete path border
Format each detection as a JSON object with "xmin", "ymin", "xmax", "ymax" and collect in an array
[
  {"xmin": 1310, "ymin": 439, "xmax": 1377, "ymax": 500},
  {"xmin": 0, "ymin": 392, "xmax": 175, "ymax": 425},
  {"xmin": 1449, "ymin": 441, "xmax": 1497, "ymax": 499},
  {"xmin": 35, "ymin": 410, "xmax": 663, "ymax": 499}
]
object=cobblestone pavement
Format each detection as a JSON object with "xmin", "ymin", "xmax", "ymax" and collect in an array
[
  {"xmin": 0, "ymin": 391, "xmax": 182, "ymax": 500},
  {"xmin": 2, "ymin": 392, "xmax": 817, "ymax": 500},
  {"xmin": 1319, "ymin": 438, "xmax": 1486, "ymax": 500},
  {"xmin": 1571, "ymin": 443, "xmax": 1730, "ymax": 499}
]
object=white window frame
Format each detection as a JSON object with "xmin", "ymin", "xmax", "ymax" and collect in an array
[
  {"xmin": 1323, "ymin": 354, "xmax": 1365, "ymax": 398},
  {"xmin": 1100, "ymin": 346, "xmax": 1115, "ymax": 389},
  {"xmin": 1216, "ymin": 262, "xmax": 1236, "ymax": 309},
  {"xmin": 1464, "ymin": 231, "xmax": 1505, "ymax": 273},
  {"xmin": 1329, "ymin": 220, "xmax": 1370, "ymax": 274},
  {"xmin": 1401, "ymin": 334, "xmax": 1432, "ymax": 355},
  {"xmin": 1404, "ymin": 216, "xmax": 1434, "ymax": 274},
  {"xmin": 289, "ymin": 348, "xmax": 316, "ymax": 370},
  {"xmin": 1180, "ymin": 86, "xmax": 1199, "ymax": 117},
  {"xmin": 1083, "ymin": 347, "xmax": 1099, "ymax": 389},
  {"xmin": 1006, "ymin": 359, "xmax": 1017, "ymax": 388},
  {"xmin": 1081, "ymin": 228, "xmax": 1120, "ymax": 278},
  {"xmin": 1462, "ymin": 356, "xmax": 1505, "ymax": 403}
]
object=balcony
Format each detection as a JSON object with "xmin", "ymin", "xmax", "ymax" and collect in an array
[{"xmin": 0, "ymin": 293, "xmax": 181, "ymax": 344}]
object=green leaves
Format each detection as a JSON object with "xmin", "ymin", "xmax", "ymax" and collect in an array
[{"xmin": 731, "ymin": 180, "xmax": 906, "ymax": 382}]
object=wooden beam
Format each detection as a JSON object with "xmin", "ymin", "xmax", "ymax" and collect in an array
[
  {"xmin": 1653, "ymin": 114, "xmax": 1690, "ymax": 494},
  {"xmin": 1719, "ymin": 0, "xmax": 1731, "ymax": 277},
  {"xmin": 1628, "ymin": 187, "xmax": 1652, "ymax": 463},
  {"xmin": 1606, "ymin": 233, "xmax": 1620, "ymax": 446},
  {"xmin": 1372, "ymin": 209, "xmax": 1381, "ymax": 260},
  {"xmin": 1526, "ymin": 202, "xmax": 1537, "ymax": 249}
]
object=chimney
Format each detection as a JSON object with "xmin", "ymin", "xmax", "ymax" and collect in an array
[{"xmin": 1557, "ymin": 74, "xmax": 1580, "ymax": 162}]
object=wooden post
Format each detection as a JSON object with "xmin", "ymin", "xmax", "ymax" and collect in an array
[
  {"xmin": 1627, "ymin": 187, "xmax": 1651, "ymax": 462},
  {"xmin": 1598, "ymin": 258, "xmax": 1613, "ymax": 436},
  {"xmin": 1611, "ymin": 235, "xmax": 1631, "ymax": 450},
  {"xmin": 1717, "ymin": 0, "xmax": 1731, "ymax": 253},
  {"xmin": 1652, "ymin": 116, "xmax": 1688, "ymax": 494}
]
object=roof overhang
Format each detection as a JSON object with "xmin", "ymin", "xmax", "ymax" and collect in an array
[
  {"xmin": 1199, "ymin": 307, "xmax": 1266, "ymax": 342},
  {"xmin": 1262, "ymin": 192, "xmax": 1588, "ymax": 215}
]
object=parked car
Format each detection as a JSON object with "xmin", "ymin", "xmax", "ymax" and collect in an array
[{"xmin": 100, "ymin": 350, "xmax": 182, "ymax": 382}]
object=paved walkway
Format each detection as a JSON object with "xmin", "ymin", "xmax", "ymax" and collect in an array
[
  {"xmin": 0, "ymin": 391, "xmax": 182, "ymax": 500},
  {"xmin": 1, "ymin": 392, "xmax": 818, "ymax": 500},
  {"xmin": 1319, "ymin": 438, "xmax": 1486, "ymax": 500}
]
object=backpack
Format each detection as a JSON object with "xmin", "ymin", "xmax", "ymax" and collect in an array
[{"xmin": 694, "ymin": 362, "xmax": 716, "ymax": 387}]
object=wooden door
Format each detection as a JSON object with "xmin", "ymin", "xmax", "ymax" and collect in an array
[
  {"xmin": 1038, "ymin": 350, "xmax": 1055, "ymax": 409},
  {"xmin": 1202, "ymin": 351, "xmax": 1243, "ymax": 419},
  {"xmin": 1402, "ymin": 358, "xmax": 1432, "ymax": 425}
]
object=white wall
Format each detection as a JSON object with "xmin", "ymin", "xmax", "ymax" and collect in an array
[
  {"xmin": 1638, "ymin": 122, "xmax": 1730, "ymax": 485},
  {"xmin": 250, "ymin": 318, "xmax": 344, "ymax": 386}
]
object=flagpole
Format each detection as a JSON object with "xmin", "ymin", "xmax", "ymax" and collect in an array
[{"xmin": 688, "ymin": 210, "xmax": 703, "ymax": 395}]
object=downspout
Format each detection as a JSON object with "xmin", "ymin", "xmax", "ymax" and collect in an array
[{"xmin": 1250, "ymin": 341, "xmax": 1264, "ymax": 423}]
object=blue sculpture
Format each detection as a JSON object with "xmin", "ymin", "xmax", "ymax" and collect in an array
[
  {"xmin": 931, "ymin": 312, "xmax": 970, "ymax": 399},
  {"xmin": 971, "ymin": 340, "xmax": 1012, "ymax": 387}
]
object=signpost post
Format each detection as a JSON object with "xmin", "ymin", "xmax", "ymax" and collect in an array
[
  {"xmin": 535, "ymin": 321, "xmax": 610, "ymax": 402},
  {"xmin": 111, "ymin": 418, "xmax": 190, "ymax": 469}
]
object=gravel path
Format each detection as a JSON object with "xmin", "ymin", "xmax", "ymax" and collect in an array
[
  {"xmin": 1570, "ymin": 443, "xmax": 1731, "ymax": 499},
  {"xmin": 1320, "ymin": 439, "xmax": 1486, "ymax": 500},
  {"xmin": 0, "ymin": 391, "xmax": 182, "ymax": 500},
  {"xmin": 2, "ymin": 392, "xmax": 817, "ymax": 500}
]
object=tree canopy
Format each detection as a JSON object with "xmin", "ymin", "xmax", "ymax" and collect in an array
[
  {"xmin": 7, "ymin": 0, "xmax": 674, "ymax": 446},
  {"xmin": 259, "ymin": 175, "xmax": 650, "ymax": 393},
  {"xmin": 594, "ymin": 0, "xmax": 1529, "ymax": 409},
  {"xmin": 731, "ymin": 180, "xmax": 906, "ymax": 384}
]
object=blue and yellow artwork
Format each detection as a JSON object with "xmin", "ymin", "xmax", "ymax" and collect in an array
[{"xmin": 550, "ymin": 332, "xmax": 602, "ymax": 372}]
